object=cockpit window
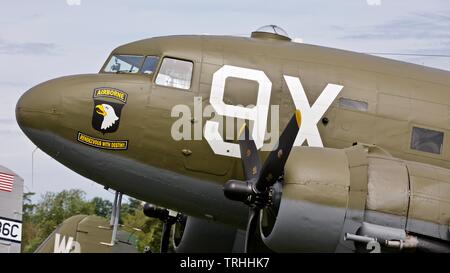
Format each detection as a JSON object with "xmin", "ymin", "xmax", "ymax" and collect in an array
[
  {"xmin": 155, "ymin": 57, "xmax": 193, "ymax": 90},
  {"xmin": 103, "ymin": 55, "xmax": 144, "ymax": 74},
  {"xmin": 141, "ymin": 56, "xmax": 160, "ymax": 75}
]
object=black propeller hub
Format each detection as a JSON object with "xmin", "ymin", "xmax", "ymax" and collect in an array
[{"xmin": 223, "ymin": 179, "xmax": 271, "ymax": 207}]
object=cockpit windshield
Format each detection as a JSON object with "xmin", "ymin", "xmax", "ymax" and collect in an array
[{"xmin": 103, "ymin": 55, "xmax": 144, "ymax": 74}]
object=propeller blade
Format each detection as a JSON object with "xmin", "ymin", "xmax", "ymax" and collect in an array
[
  {"xmin": 237, "ymin": 123, "xmax": 262, "ymax": 181},
  {"xmin": 223, "ymin": 110, "xmax": 302, "ymax": 253},
  {"xmin": 244, "ymin": 207, "xmax": 260, "ymax": 253},
  {"xmin": 255, "ymin": 110, "xmax": 301, "ymax": 192}
]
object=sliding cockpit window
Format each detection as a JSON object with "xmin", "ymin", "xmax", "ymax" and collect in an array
[
  {"xmin": 141, "ymin": 56, "xmax": 160, "ymax": 75},
  {"xmin": 103, "ymin": 55, "xmax": 144, "ymax": 74}
]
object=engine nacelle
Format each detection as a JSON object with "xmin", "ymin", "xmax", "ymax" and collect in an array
[
  {"xmin": 260, "ymin": 144, "xmax": 450, "ymax": 252},
  {"xmin": 261, "ymin": 146, "xmax": 351, "ymax": 252},
  {"xmin": 173, "ymin": 216, "xmax": 245, "ymax": 253}
]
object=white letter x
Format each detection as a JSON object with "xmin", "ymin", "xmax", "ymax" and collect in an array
[{"xmin": 284, "ymin": 76, "xmax": 343, "ymax": 147}]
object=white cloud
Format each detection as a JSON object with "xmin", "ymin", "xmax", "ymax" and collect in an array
[{"xmin": 0, "ymin": 40, "xmax": 56, "ymax": 55}]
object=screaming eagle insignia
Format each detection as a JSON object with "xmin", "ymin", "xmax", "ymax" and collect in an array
[
  {"xmin": 77, "ymin": 87, "xmax": 129, "ymax": 150},
  {"xmin": 96, "ymin": 104, "xmax": 119, "ymax": 130},
  {"xmin": 92, "ymin": 100, "xmax": 123, "ymax": 133},
  {"xmin": 91, "ymin": 88, "xmax": 127, "ymax": 134}
]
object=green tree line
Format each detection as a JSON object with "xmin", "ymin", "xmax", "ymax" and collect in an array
[{"xmin": 22, "ymin": 189, "xmax": 172, "ymax": 253}]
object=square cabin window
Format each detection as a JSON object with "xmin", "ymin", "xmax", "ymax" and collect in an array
[
  {"xmin": 411, "ymin": 127, "xmax": 444, "ymax": 155},
  {"xmin": 155, "ymin": 57, "xmax": 193, "ymax": 90}
]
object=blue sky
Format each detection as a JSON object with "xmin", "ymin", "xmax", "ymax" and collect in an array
[{"xmin": 1, "ymin": 0, "xmax": 450, "ymax": 202}]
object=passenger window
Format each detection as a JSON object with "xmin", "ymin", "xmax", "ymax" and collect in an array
[
  {"xmin": 411, "ymin": 127, "xmax": 444, "ymax": 155},
  {"xmin": 339, "ymin": 98, "xmax": 368, "ymax": 112},
  {"xmin": 142, "ymin": 56, "xmax": 160, "ymax": 75},
  {"xmin": 155, "ymin": 57, "xmax": 193, "ymax": 90}
]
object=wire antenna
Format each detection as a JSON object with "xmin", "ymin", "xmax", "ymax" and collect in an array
[{"xmin": 31, "ymin": 147, "xmax": 39, "ymax": 189}]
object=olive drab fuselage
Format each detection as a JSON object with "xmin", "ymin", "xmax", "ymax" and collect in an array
[{"xmin": 16, "ymin": 34, "xmax": 450, "ymax": 252}]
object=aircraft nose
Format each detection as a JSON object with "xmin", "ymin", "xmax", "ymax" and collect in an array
[
  {"xmin": 16, "ymin": 82, "xmax": 60, "ymax": 128},
  {"xmin": 16, "ymin": 81, "xmax": 62, "ymax": 155}
]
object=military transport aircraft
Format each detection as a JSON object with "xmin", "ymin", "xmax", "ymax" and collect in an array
[{"xmin": 16, "ymin": 25, "xmax": 450, "ymax": 253}]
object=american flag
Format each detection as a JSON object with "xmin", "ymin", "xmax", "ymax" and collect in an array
[{"xmin": 0, "ymin": 172, "xmax": 14, "ymax": 193}]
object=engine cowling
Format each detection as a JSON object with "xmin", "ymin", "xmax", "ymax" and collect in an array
[
  {"xmin": 173, "ymin": 216, "xmax": 245, "ymax": 253},
  {"xmin": 261, "ymin": 146, "xmax": 351, "ymax": 252},
  {"xmin": 260, "ymin": 144, "xmax": 450, "ymax": 252}
]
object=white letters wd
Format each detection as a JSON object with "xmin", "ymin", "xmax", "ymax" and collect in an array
[
  {"xmin": 205, "ymin": 65, "xmax": 272, "ymax": 158},
  {"xmin": 284, "ymin": 76, "xmax": 343, "ymax": 147},
  {"xmin": 54, "ymin": 233, "xmax": 81, "ymax": 253}
]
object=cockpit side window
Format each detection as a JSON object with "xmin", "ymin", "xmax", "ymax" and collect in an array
[
  {"xmin": 141, "ymin": 56, "xmax": 160, "ymax": 75},
  {"xmin": 155, "ymin": 57, "xmax": 193, "ymax": 90},
  {"xmin": 103, "ymin": 55, "xmax": 144, "ymax": 74}
]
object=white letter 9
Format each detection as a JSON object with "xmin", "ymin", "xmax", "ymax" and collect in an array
[{"xmin": 204, "ymin": 65, "xmax": 272, "ymax": 158}]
